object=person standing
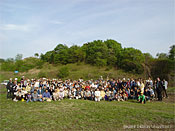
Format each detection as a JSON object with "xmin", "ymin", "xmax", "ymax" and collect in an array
[
  {"xmin": 6, "ymin": 78, "xmax": 13, "ymax": 99},
  {"xmin": 156, "ymin": 78, "xmax": 163, "ymax": 101},
  {"xmin": 140, "ymin": 80, "xmax": 145, "ymax": 94},
  {"xmin": 162, "ymin": 79, "xmax": 168, "ymax": 98}
]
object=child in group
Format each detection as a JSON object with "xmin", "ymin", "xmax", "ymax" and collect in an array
[
  {"xmin": 26, "ymin": 92, "xmax": 32, "ymax": 103},
  {"xmin": 138, "ymin": 93, "xmax": 146, "ymax": 104}
]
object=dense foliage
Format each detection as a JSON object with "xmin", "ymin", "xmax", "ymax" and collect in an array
[
  {"xmin": 0, "ymin": 57, "xmax": 44, "ymax": 72},
  {"xmin": 0, "ymin": 39, "xmax": 174, "ymax": 83},
  {"xmin": 40, "ymin": 39, "xmax": 146, "ymax": 74}
]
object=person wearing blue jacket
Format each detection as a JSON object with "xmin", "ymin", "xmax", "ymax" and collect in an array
[{"xmin": 42, "ymin": 89, "xmax": 51, "ymax": 101}]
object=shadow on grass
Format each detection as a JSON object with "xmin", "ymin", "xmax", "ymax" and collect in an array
[{"xmin": 127, "ymin": 100, "xmax": 139, "ymax": 103}]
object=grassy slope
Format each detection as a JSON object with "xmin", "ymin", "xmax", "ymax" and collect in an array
[
  {"xmin": 0, "ymin": 63, "xmax": 144, "ymax": 82},
  {"xmin": 0, "ymin": 87, "xmax": 174, "ymax": 130}
]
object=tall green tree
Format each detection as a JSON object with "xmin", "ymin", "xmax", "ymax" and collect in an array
[
  {"xmin": 82, "ymin": 40, "xmax": 108, "ymax": 66},
  {"xmin": 120, "ymin": 48, "xmax": 145, "ymax": 74},
  {"xmin": 104, "ymin": 39, "xmax": 122, "ymax": 66},
  {"xmin": 15, "ymin": 54, "xmax": 23, "ymax": 61},
  {"xmin": 156, "ymin": 53, "xmax": 168, "ymax": 59},
  {"xmin": 168, "ymin": 45, "xmax": 175, "ymax": 60},
  {"xmin": 34, "ymin": 53, "xmax": 39, "ymax": 58}
]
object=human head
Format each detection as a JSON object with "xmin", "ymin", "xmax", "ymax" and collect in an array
[
  {"xmin": 34, "ymin": 89, "xmax": 37, "ymax": 93},
  {"xmin": 157, "ymin": 77, "xmax": 160, "ymax": 81}
]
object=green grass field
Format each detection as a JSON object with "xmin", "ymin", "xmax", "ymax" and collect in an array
[{"xmin": 0, "ymin": 86, "xmax": 175, "ymax": 131}]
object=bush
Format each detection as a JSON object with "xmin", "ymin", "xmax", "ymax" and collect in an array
[
  {"xmin": 36, "ymin": 60, "xmax": 44, "ymax": 69},
  {"xmin": 57, "ymin": 67, "xmax": 69, "ymax": 78},
  {"xmin": 38, "ymin": 71, "xmax": 47, "ymax": 78},
  {"xmin": 121, "ymin": 59, "xmax": 144, "ymax": 74},
  {"xmin": 105, "ymin": 67, "xmax": 111, "ymax": 71}
]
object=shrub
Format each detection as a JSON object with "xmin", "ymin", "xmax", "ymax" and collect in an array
[
  {"xmin": 38, "ymin": 71, "xmax": 47, "ymax": 78},
  {"xmin": 121, "ymin": 59, "xmax": 144, "ymax": 74},
  {"xmin": 57, "ymin": 67, "xmax": 69, "ymax": 78}
]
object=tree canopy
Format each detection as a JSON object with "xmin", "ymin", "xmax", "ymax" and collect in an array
[{"xmin": 0, "ymin": 40, "xmax": 174, "ymax": 82}]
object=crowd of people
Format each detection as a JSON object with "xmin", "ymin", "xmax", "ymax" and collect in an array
[{"xmin": 6, "ymin": 76, "xmax": 168, "ymax": 104}]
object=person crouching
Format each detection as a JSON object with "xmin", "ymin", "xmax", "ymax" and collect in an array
[
  {"xmin": 26, "ymin": 92, "xmax": 32, "ymax": 103},
  {"xmin": 32, "ymin": 89, "xmax": 42, "ymax": 102},
  {"xmin": 138, "ymin": 93, "xmax": 146, "ymax": 104},
  {"xmin": 13, "ymin": 88, "xmax": 24, "ymax": 102},
  {"xmin": 42, "ymin": 89, "xmax": 51, "ymax": 102}
]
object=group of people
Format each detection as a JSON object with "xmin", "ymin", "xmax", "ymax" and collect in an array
[{"xmin": 6, "ymin": 76, "xmax": 168, "ymax": 104}]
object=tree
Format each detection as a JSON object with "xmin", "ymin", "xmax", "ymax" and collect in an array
[
  {"xmin": 54, "ymin": 44, "xmax": 68, "ymax": 53},
  {"xmin": 121, "ymin": 59, "xmax": 144, "ymax": 74},
  {"xmin": 57, "ymin": 66, "xmax": 69, "ymax": 78},
  {"xmin": 104, "ymin": 39, "xmax": 122, "ymax": 66},
  {"xmin": 68, "ymin": 45, "xmax": 85, "ymax": 63},
  {"xmin": 169, "ymin": 45, "xmax": 175, "ymax": 60},
  {"xmin": 34, "ymin": 53, "xmax": 39, "ymax": 58},
  {"xmin": 15, "ymin": 54, "xmax": 23, "ymax": 61},
  {"xmin": 156, "ymin": 53, "xmax": 168, "ymax": 59},
  {"xmin": 120, "ymin": 48, "xmax": 145, "ymax": 74},
  {"xmin": 40, "ymin": 51, "xmax": 54, "ymax": 63},
  {"xmin": 144, "ymin": 53, "xmax": 153, "ymax": 64},
  {"xmin": 150, "ymin": 59, "xmax": 174, "ymax": 80},
  {"xmin": 82, "ymin": 40, "xmax": 108, "ymax": 66},
  {"xmin": 0, "ymin": 58, "xmax": 5, "ymax": 63},
  {"xmin": 54, "ymin": 49, "xmax": 69, "ymax": 64}
]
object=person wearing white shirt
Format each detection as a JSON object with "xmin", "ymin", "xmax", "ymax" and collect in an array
[
  {"xmin": 140, "ymin": 81, "xmax": 145, "ymax": 94},
  {"xmin": 95, "ymin": 88, "xmax": 101, "ymax": 102},
  {"xmin": 163, "ymin": 79, "xmax": 168, "ymax": 98}
]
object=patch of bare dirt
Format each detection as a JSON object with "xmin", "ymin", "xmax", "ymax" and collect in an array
[{"xmin": 162, "ymin": 94, "xmax": 175, "ymax": 103}]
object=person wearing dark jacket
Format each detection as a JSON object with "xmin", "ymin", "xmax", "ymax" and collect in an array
[
  {"xmin": 156, "ymin": 78, "xmax": 163, "ymax": 101},
  {"xmin": 144, "ymin": 88, "xmax": 150, "ymax": 102},
  {"xmin": 48, "ymin": 86, "xmax": 55, "ymax": 100},
  {"xmin": 6, "ymin": 78, "xmax": 13, "ymax": 99},
  {"xmin": 11, "ymin": 81, "xmax": 17, "ymax": 100},
  {"xmin": 129, "ymin": 89, "xmax": 135, "ymax": 99}
]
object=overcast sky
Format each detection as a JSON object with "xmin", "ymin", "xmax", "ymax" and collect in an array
[{"xmin": 0, "ymin": 0, "xmax": 174, "ymax": 59}]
